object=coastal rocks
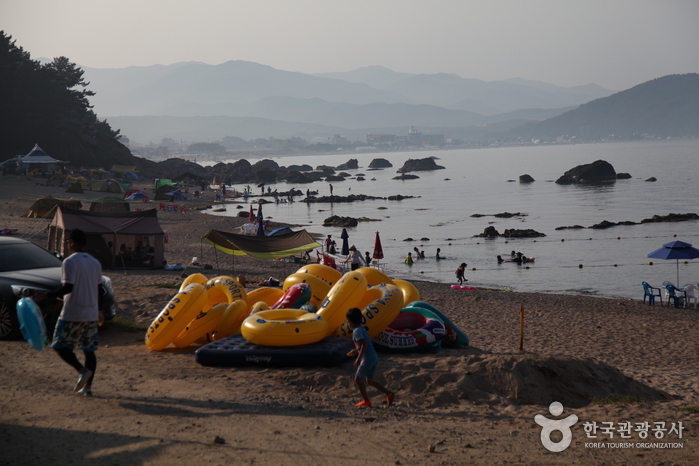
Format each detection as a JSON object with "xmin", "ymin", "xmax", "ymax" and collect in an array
[
  {"xmin": 286, "ymin": 164, "xmax": 313, "ymax": 172},
  {"xmin": 474, "ymin": 227, "xmax": 545, "ymax": 238},
  {"xmin": 616, "ymin": 172, "xmax": 632, "ymax": 179},
  {"xmin": 641, "ymin": 212, "xmax": 699, "ymax": 223},
  {"xmin": 475, "ymin": 226, "xmax": 500, "ymax": 238},
  {"xmin": 503, "ymin": 229, "xmax": 546, "ymax": 238},
  {"xmin": 387, "ymin": 194, "xmax": 416, "ymax": 201},
  {"xmin": 519, "ymin": 174, "xmax": 535, "ymax": 183},
  {"xmin": 322, "ymin": 215, "xmax": 358, "ymax": 227},
  {"xmin": 555, "ymin": 225, "xmax": 585, "ymax": 230},
  {"xmin": 397, "ymin": 157, "xmax": 445, "ymax": 173},
  {"xmin": 645, "ymin": 177, "xmax": 657, "ymax": 182},
  {"xmin": 555, "ymin": 160, "xmax": 617, "ymax": 184},
  {"xmin": 325, "ymin": 175, "xmax": 345, "ymax": 182},
  {"xmin": 253, "ymin": 167, "xmax": 277, "ymax": 184},
  {"xmin": 285, "ymin": 171, "xmax": 316, "ymax": 184},
  {"xmin": 307, "ymin": 194, "xmax": 387, "ymax": 203},
  {"xmin": 335, "ymin": 159, "xmax": 358, "ymax": 170},
  {"xmin": 392, "ymin": 174, "xmax": 420, "ymax": 180},
  {"xmin": 555, "ymin": 212, "xmax": 698, "ymax": 231},
  {"xmin": 369, "ymin": 158, "xmax": 393, "ymax": 169},
  {"xmin": 471, "ymin": 212, "xmax": 527, "ymax": 218}
]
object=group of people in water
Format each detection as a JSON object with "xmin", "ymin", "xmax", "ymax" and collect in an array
[
  {"xmin": 497, "ymin": 251, "xmax": 533, "ymax": 265},
  {"xmin": 405, "ymin": 247, "xmax": 444, "ymax": 265}
]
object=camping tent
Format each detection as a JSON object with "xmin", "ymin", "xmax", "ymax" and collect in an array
[
  {"xmin": 203, "ymin": 229, "xmax": 320, "ymax": 259},
  {"xmin": 48, "ymin": 206, "xmax": 165, "ymax": 269},
  {"xmin": 154, "ymin": 184, "xmax": 178, "ymax": 200},
  {"xmin": 65, "ymin": 182, "xmax": 84, "ymax": 194},
  {"xmin": 90, "ymin": 179, "xmax": 126, "ymax": 193},
  {"xmin": 22, "ymin": 195, "xmax": 82, "ymax": 218},
  {"xmin": 89, "ymin": 196, "xmax": 131, "ymax": 213}
]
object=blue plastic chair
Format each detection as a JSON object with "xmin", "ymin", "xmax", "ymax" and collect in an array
[
  {"xmin": 665, "ymin": 284, "xmax": 686, "ymax": 308},
  {"xmin": 642, "ymin": 282, "xmax": 661, "ymax": 305}
]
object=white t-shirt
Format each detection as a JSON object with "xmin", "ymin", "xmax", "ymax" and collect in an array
[{"xmin": 59, "ymin": 252, "xmax": 102, "ymax": 322}]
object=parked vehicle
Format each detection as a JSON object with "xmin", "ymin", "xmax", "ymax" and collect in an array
[{"xmin": 0, "ymin": 237, "xmax": 115, "ymax": 340}]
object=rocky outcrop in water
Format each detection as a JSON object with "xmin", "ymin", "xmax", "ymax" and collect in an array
[
  {"xmin": 555, "ymin": 160, "xmax": 617, "ymax": 184},
  {"xmin": 556, "ymin": 212, "xmax": 699, "ymax": 230},
  {"xmin": 369, "ymin": 158, "xmax": 393, "ymax": 168},
  {"xmin": 397, "ymin": 157, "xmax": 445, "ymax": 173},
  {"xmin": 519, "ymin": 174, "xmax": 535, "ymax": 183},
  {"xmin": 335, "ymin": 159, "xmax": 358, "ymax": 170},
  {"xmin": 323, "ymin": 215, "xmax": 358, "ymax": 227},
  {"xmin": 474, "ymin": 226, "xmax": 546, "ymax": 238}
]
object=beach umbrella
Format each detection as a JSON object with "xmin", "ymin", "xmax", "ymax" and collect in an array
[
  {"xmin": 248, "ymin": 204, "xmax": 254, "ymax": 223},
  {"xmin": 340, "ymin": 228, "xmax": 350, "ymax": 256},
  {"xmin": 373, "ymin": 231, "xmax": 384, "ymax": 260},
  {"xmin": 256, "ymin": 203, "xmax": 265, "ymax": 236},
  {"xmin": 647, "ymin": 240, "xmax": 699, "ymax": 285}
]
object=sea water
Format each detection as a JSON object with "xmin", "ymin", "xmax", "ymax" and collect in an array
[{"xmin": 204, "ymin": 139, "xmax": 699, "ymax": 300}]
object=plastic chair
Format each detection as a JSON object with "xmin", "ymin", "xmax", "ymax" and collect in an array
[
  {"xmin": 661, "ymin": 281, "xmax": 675, "ymax": 303},
  {"xmin": 683, "ymin": 284, "xmax": 698, "ymax": 309},
  {"xmin": 642, "ymin": 282, "xmax": 661, "ymax": 306},
  {"xmin": 664, "ymin": 284, "xmax": 685, "ymax": 308}
]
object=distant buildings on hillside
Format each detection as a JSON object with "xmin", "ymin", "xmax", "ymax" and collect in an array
[{"xmin": 367, "ymin": 127, "xmax": 445, "ymax": 147}]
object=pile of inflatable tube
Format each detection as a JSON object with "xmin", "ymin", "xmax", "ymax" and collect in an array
[{"xmin": 145, "ymin": 263, "xmax": 469, "ymax": 352}]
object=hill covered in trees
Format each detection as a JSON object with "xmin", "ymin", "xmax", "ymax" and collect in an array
[
  {"xmin": 503, "ymin": 74, "xmax": 699, "ymax": 141},
  {"xmin": 0, "ymin": 31, "xmax": 143, "ymax": 169}
]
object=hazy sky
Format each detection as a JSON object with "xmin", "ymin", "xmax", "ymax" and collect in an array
[{"xmin": 3, "ymin": 0, "xmax": 698, "ymax": 91}]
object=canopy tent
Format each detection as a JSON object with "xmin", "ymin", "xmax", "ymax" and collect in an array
[
  {"xmin": 22, "ymin": 195, "xmax": 82, "ymax": 218},
  {"xmin": 20, "ymin": 144, "xmax": 68, "ymax": 173},
  {"xmin": 88, "ymin": 196, "xmax": 131, "ymax": 213},
  {"xmin": 48, "ymin": 206, "xmax": 165, "ymax": 269},
  {"xmin": 203, "ymin": 229, "xmax": 320, "ymax": 260},
  {"xmin": 90, "ymin": 179, "xmax": 126, "ymax": 193}
]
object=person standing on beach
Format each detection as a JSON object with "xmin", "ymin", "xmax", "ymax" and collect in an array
[
  {"xmin": 45, "ymin": 229, "xmax": 104, "ymax": 396},
  {"xmin": 347, "ymin": 245, "xmax": 363, "ymax": 271},
  {"xmin": 329, "ymin": 184, "xmax": 334, "ymax": 196},
  {"xmin": 364, "ymin": 251, "xmax": 372, "ymax": 267},
  {"xmin": 346, "ymin": 307, "xmax": 394, "ymax": 408},
  {"xmin": 456, "ymin": 262, "xmax": 467, "ymax": 285}
]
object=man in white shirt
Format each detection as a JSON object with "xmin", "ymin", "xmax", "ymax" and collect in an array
[{"xmin": 46, "ymin": 229, "xmax": 104, "ymax": 396}]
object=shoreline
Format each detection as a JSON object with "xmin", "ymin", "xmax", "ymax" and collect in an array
[{"xmin": 2, "ymin": 173, "xmax": 698, "ymax": 463}]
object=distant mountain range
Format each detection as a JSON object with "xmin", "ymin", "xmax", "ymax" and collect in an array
[
  {"xmin": 503, "ymin": 74, "xmax": 699, "ymax": 140},
  {"xmin": 79, "ymin": 61, "xmax": 697, "ymax": 144}
]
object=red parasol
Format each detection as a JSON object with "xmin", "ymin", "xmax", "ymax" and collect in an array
[
  {"xmin": 373, "ymin": 231, "xmax": 384, "ymax": 260},
  {"xmin": 248, "ymin": 204, "xmax": 254, "ymax": 222}
]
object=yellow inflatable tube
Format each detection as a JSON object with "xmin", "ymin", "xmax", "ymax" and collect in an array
[
  {"xmin": 333, "ymin": 283, "xmax": 404, "ymax": 339},
  {"xmin": 354, "ymin": 267, "xmax": 395, "ymax": 286},
  {"xmin": 317, "ymin": 271, "xmax": 368, "ymax": 335},
  {"xmin": 212, "ymin": 299, "xmax": 250, "ymax": 340},
  {"xmin": 283, "ymin": 273, "xmax": 331, "ymax": 308},
  {"xmin": 393, "ymin": 278, "xmax": 421, "ymax": 304},
  {"xmin": 145, "ymin": 283, "xmax": 208, "ymax": 351},
  {"xmin": 172, "ymin": 302, "xmax": 226, "ymax": 348},
  {"xmin": 204, "ymin": 276, "xmax": 247, "ymax": 311},
  {"xmin": 249, "ymin": 301, "xmax": 270, "ymax": 315},
  {"xmin": 179, "ymin": 273, "xmax": 208, "ymax": 291},
  {"xmin": 245, "ymin": 287, "xmax": 284, "ymax": 308},
  {"xmin": 294, "ymin": 263, "xmax": 343, "ymax": 287},
  {"xmin": 241, "ymin": 309, "xmax": 328, "ymax": 346}
]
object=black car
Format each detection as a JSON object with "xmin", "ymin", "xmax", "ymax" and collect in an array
[{"xmin": 0, "ymin": 236, "xmax": 115, "ymax": 340}]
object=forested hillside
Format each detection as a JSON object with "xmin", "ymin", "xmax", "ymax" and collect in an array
[
  {"xmin": 0, "ymin": 31, "xmax": 139, "ymax": 168},
  {"xmin": 506, "ymin": 74, "xmax": 699, "ymax": 140}
]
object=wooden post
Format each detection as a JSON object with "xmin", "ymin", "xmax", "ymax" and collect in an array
[{"xmin": 519, "ymin": 305, "xmax": 524, "ymax": 351}]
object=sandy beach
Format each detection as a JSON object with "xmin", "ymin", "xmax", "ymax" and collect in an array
[{"xmin": 1, "ymin": 174, "xmax": 698, "ymax": 465}]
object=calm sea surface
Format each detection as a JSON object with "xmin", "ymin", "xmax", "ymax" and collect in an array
[{"xmin": 204, "ymin": 139, "xmax": 699, "ymax": 300}]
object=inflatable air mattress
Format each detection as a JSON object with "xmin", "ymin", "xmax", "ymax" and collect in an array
[{"xmin": 195, "ymin": 334, "xmax": 354, "ymax": 367}]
